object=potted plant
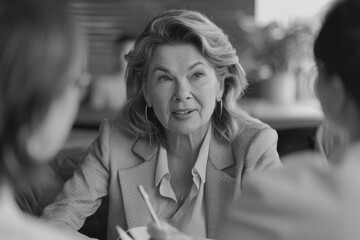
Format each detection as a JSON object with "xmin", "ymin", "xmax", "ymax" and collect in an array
[{"xmin": 237, "ymin": 14, "xmax": 315, "ymax": 104}]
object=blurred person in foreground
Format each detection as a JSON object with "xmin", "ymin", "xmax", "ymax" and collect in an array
[
  {"xmin": 89, "ymin": 33, "xmax": 136, "ymax": 111},
  {"xmin": 0, "ymin": 0, "xmax": 90, "ymax": 239},
  {"xmin": 221, "ymin": 0, "xmax": 360, "ymax": 239},
  {"xmin": 42, "ymin": 9, "xmax": 281, "ymax": 240}
]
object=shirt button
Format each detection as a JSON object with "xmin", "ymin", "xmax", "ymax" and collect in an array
[{"xmin": 192, "ymin": 169, "xmax": 198, "ymax": 175}]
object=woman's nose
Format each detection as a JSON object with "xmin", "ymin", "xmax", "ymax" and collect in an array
[{"xmin": 172, "ymin": 80, "xmax": 192, "ymax": 101}]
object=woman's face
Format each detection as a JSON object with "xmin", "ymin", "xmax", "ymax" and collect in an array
[
  {"xmin": 27, "ymin": 41, "xmax": 88, "ymax": 162},
  {"xmin": 143, "ymin": 44, "xmax": 224, "ymax": 137}
]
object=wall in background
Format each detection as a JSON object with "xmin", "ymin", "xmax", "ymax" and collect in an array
[{"xmin": 69, "ymin": 0, "xmax": 254, "ymax": 74}]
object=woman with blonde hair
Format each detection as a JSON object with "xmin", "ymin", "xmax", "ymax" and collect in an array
[{"xmin": 43, "ymin": 9, "xmax": 281, "ymax": 240}]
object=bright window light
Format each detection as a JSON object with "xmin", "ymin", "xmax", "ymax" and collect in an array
[{"xmin": 255, "ymin": 0, "xmax": 334, "ymax": 27}]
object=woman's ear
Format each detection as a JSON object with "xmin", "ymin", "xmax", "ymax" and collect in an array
[
  {"xmin": 331, "ymin": 75, "xmax": 346, "ymax": 115},
  {"xmin": 329, "ymin": 75, "xmax": 360, "ymax": 134},
  {"xmin": 142, "ymin": 82, "xmax": 152, "ymax": 107}
]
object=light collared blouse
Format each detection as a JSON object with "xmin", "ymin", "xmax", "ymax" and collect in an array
[{"xmin": 154, "ymin": 125, "xmax": 212, "ymax": 238}]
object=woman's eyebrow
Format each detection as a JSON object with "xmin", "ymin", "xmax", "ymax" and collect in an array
[
  {"xmin": 150, "ymin": 61, "xmax": 205, "ymax": 76},
  {"xmin": 188, "ymin": 61, "xmax": 204, "ymax": 70},
  {"xmin": 151, "ymin": 66, "xmax": 171, "ymax": 76}
]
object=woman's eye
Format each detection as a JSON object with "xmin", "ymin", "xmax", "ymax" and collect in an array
[
  {"xmin": 158, "ymin": 75, "xmax": 172, "ymax": 81},
  {"xmin": 192, "ymin": 72, "xmax": 205, "ymax": 80}
]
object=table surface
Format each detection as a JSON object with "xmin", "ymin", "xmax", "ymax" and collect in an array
[{"xmin": 240, "ymin": 98, "xmax": 324, "ymax": 130}]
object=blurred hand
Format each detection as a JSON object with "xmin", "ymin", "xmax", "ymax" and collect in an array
[{"xmin": 147, "ymin": 220, "xmax": 193, "ymax": 240}]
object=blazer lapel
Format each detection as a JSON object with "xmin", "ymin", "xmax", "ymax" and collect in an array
[
  {"xmin": 118, "ymin": 137, "xmax": 160, "ymax": 229},
  {"xmin": 205, "ymin": 138, "xmax": 239, "ymax": 238},
  {"xmin": 116, "ymin": 135, "xmax": 240, "ymax": 236}
]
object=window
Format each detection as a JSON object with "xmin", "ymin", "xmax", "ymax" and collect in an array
[{"xmin": 255, "ymin": 0, "xmax": 333, "ymax": 27}]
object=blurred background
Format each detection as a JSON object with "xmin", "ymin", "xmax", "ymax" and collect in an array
[
  {"xmin": 66, "ymin": 0, "xmax": 333, "ymax": 157},
  {"xmin": 18, "ymin": 2, "xmax": 334, "ymax": 238}
]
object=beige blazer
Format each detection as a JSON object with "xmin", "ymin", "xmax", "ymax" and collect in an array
[{"xmin": 42, "ymin": 114, "xmax": 281, "ymax": 240}]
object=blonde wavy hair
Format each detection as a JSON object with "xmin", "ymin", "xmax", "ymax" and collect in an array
[{"xmin": 120, "ymin": 9, "xmax": 248, "ymax": 144}]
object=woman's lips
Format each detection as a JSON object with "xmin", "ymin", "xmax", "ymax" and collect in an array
[{"xmin": 172, "ymin": 109, "xmax": 195, "ymax": 115}]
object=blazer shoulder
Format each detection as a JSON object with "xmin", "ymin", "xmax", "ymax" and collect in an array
[
  {"xmin": 231, "ymin": 114, "xmax": 280, "ymax": 172},
  {"xmin": 96, "ymin": 117, "xmax": 143, "ymax": 169},
  {"xmin": 235, "ymin": 113, "xmax": 275, "ymax": 139},
  {"xmin": 231, "ymin": 113, "xmax": 278, "ymax": 155},
  {"xmin": 101, "ymin": 116, "xmax": 137, "ymax": 145}
]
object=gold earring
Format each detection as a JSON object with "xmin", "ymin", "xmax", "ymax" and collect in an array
[
  {"xmin": 145, "ymin": 105, "xmax": 148, "ymax": 120},
  {"xmin": 219, "ymin": 99, "xmax": 223, "ymax": 118}
]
